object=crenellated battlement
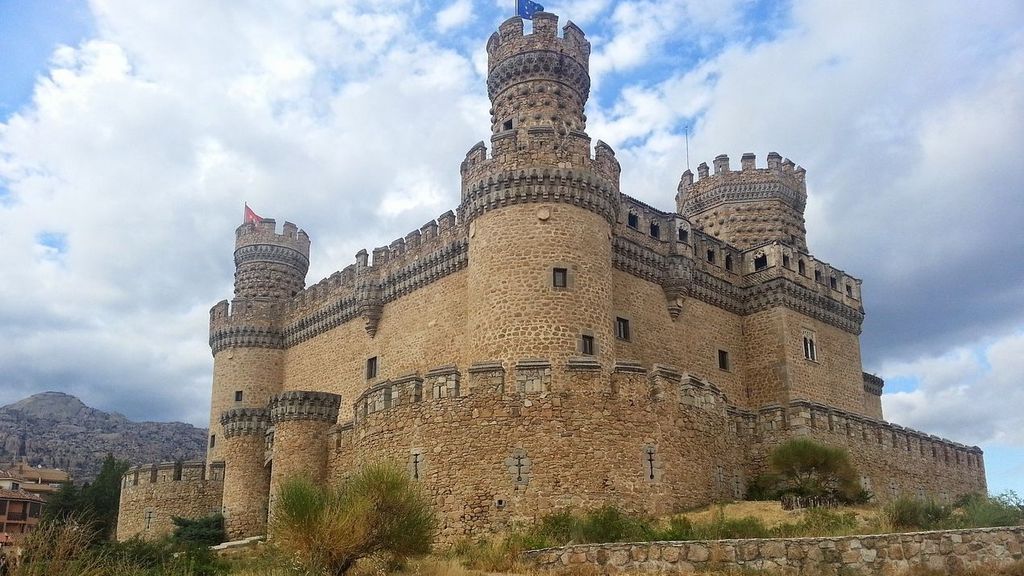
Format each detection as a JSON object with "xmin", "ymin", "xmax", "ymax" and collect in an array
[
  {"xmin": 677, "ymin": 153, "xmax": 809, "ymax": 251},
  {"xmin": 120, "ymin": 460, "xmax": 214, "ymax": 489},
  {"xmin": 744, "ymin": 400, "xmax": 984, "ymax": 473},
  {"xmin": 343, "ymin": 359, "xmax": 734, "ymax": 427},
  {"xmin": 268, "ymin": 390, "xmax": 342, "ymax": 424},
  {"xmin": 486, "ymin": 14, "xmax": 591, "ymax": 90},
  {"xmin": 220, "ymin": 407, "xmax": 270, "ymax": 438}
]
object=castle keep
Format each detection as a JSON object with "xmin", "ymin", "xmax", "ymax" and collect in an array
[{"xmin": 117, "ymin": 13, "xmax": 986, "ymax": 542}]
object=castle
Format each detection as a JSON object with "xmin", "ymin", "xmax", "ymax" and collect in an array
[{"xmin": 117, "ymin": 13, "xmax": 986, "ymax": 543}]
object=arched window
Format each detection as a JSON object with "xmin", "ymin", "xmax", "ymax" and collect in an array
[
  {"xmin": 754, "ymin": 254, "xmax": 768, "ymax": 271},
  {"xmin": 649, "ymin": 221, "xmax": 661, "ymax": 239},
  {"xmin": 677, "ymin": 228, "xmax": 689, "ymax": 243}
]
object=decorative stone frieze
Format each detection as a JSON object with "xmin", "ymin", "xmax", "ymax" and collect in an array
[
  {"xmin": 460, "ymin": 168, "xmax": 619, "ymax": 225},
  {"xmin": 268, "ymin": 391, "xmax": 342, "ymax": 424},
  {"xmin": 209, "ymin": 326, "xmax": 283, "ymax": 354},
  {"xmin": 219, "ymin": 408, "xmax": 270, "ymax": 438}
]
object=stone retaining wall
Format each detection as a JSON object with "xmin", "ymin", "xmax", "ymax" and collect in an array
[{"xmin": 523, "ymin": 526, "xmax": 1024, "ymax": 574}]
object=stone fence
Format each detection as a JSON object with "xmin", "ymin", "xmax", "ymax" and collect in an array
[{"xmin": 522, "ymin": 526, "xmax": 1024, "ymax": 574}]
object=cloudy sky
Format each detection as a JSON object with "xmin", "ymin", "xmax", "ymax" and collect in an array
[{"xmin": 1, "ymin": 0, "xmax": 1022, "ymax": 493}]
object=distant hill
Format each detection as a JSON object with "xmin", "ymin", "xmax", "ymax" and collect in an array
[{"xmin": 0, "ymin": 391, "xmax": 207, "ymax": 483}]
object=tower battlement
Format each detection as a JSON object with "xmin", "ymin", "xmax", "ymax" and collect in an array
[
  {"xmin": 677, "ymin": 153, "xmax": 809, "ymax": 251},
  {"xmin": 233, "ymin": 218, "xmax": 311, "ymax": 300}
]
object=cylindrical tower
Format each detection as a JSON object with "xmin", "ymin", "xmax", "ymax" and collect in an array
[
  {"xmin": 206, "ymin": 217, "xmax": 309, "ymax": 536},
  {"xmin": 266, "ymin": 391, "xmax": 342, "ymax": 522},
  {"xmin": 219, "ymin": 408, "xmax": 271, "ymax": 539},
  {"xmin": 461, "ymin": 13, "xmax": 620, "ymax": 372},
  {"xmin": 676, "ymin": 152, "xmax": 809, "ymax": 251}
]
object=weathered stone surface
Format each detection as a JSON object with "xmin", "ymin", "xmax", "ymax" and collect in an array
[{"xmin": 523, "ymin": 527, "xmax": 1024, "ymax": 574}]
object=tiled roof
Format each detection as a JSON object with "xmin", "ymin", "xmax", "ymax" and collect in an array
[{"xmin": 0, "ymin": 488, "xmax": 45, "ymax": 502}]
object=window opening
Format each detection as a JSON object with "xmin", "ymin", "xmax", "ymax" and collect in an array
[
  {"xmin": 718, "ymin": 349, "xmax": 730, "ymax": 371},
  {"xmin": 725, "ymin": 255, "xmax": 733, "ymax": 271},
  {"xmin": 411, "ymin": 453, "xmax": 421, "ymax": 480},
  {"xmin": 783, "ymin": 254, "xmax": 791, "ymax": 268},
  {"xmin": 798, "ymin": 259, "xmax": 806, "ymax": 275},
  {"xmin": 581, "ymin": 334, "xmax": 595, "ymax": 355},
  {"xmin": 627, "ymin": 212, "xmax": 639, "ymax": 229},
  {"xmin": 209, "ymin": 434, "xmax": 216, "ymax": 449},
  {"xmin": 366, "ymin": 356, "xmax": 378, "ymax": 379},
  {"xmin": 173, "ymin": 462, "xmax": 183, "ymax": 481},
  {"xmin": 552, "ymin": 267, "xmax": 567, "ymax": 288},
  {"xmin": 513, "ymin": 453, "xmax": 528, "ymax": 483},
  {"xmin": 754, "ymin": 254, "xmax": 768, "ymax": 270},
  {"xmin": 144, "ymin": 510, "xmax": 155, "ymax": 530},
  {"xmin": 814, "ymin": 269, "xmax": 823, "ymax": 283},
  {"xmin": 644, "ymin": 446, "xmax": 656, "ymax": 481},
  {"xmin": 706, "ymin": 249, "xmax": 716, "ymax": 264},
  {"xmin": 678, "ymin": 228, "xmax": 689, "ymax": 242},
  {"xmin": 803, "ymin": 335, "xmax": 817, "ymax": 361},
  {"xmin": 846, "ymin": 284, "xmax": 853, "ymax": 297},
  {"xmin": 502, "ymin": 119, "xmax": 513, "ymax": 131},
  {"xmin": 234, "ymin": 390, "xmax": 243, "ymax": 402},
  {"xmin": 615, "ymin": 317, "xmax": 630, "ymax": 341},
  {"xmin": 649, "ymin": 221, "xmax": 661, "ymax": 239},
  {"xmin": 830, "ymin": 276, "xmax": 838, "ymax": 290}
]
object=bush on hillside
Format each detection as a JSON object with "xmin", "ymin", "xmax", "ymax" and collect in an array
[
  {"xmin": 271, "ymin": 462, "xmax": 437, "ymax": 576},
  {"xmin": 769, "ymin": 438, "xmax": 861, "ymax": 502}
]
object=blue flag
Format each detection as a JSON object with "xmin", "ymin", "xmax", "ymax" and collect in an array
[{"xmin": 517, "ymin": 0, "xmax": 544, "ymax": 19}]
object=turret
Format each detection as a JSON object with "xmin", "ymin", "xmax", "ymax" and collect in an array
[
  {"xmin": 206, "ymin": 215, "xmax": 310, "ymax": 538},
  {"xmin": 233, "ymin": 218, "xmax": 310, "ymax": 300},
  {"xmin": 676, "ymin": 153, "xmax": 808, "ymax": 251},
  {"xmin": 461, "ymin": 14, "xmax": 617, "ymax": 374}
]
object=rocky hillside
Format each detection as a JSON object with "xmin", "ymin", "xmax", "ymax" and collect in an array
[{"xmin": 0, "ymin": 391, "xmax": 207, "ymax": 483}]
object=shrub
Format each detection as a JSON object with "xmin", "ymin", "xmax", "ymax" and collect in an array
[
  {"xmin": 9, "ymin": 519, "xmax": 108, "ymax": 576},
  {"xmin": 172, "ymin": 513, "xmax": 227, "ymax": 547},
  {"xmin": 884, "ymin": 497, "xmax": 953, "ymax": 531},
  {"xmin": 271, "ymin": 462, "xmax": 437, "ymax": 575},
  {"xmin": 957, "ymin": 492, "xmax": 1024, "ymax": 528},
  {"xmin": 769, "ymin": 438, "xmax": 860, "ymax": 501}
]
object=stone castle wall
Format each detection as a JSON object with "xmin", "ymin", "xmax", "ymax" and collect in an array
[
  {"xmin": 524, "ymin": 526, "xmax": 1024, "ymax": 574},
  {"xmin": 117, "ymin": 461, "xmax": 223, "ymax": 541},
  {"xmin": 321, "ymin": 361, "xmax": 984, "ymax": 542}
]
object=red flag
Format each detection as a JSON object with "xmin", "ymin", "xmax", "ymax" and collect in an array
[{"xmin": 244, "ymin": 204, "xmax": 263, "ymax": 224}]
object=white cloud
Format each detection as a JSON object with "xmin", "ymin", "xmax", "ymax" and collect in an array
[
  {"xmin": 436, "ymin": 0, "xmax": 474, "ymax": 32},
  {"xmin": 882, "ymin": 332, "xmax": 1024, "ymax": 447}
]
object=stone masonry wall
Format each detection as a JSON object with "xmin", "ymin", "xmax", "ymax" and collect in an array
[
  {"xmin": 743, "ymin": 403, "xmax": 987, "ymax": 503},
  {"xmin": 117, "ymin": 461, "xmax": 222, "ymax": 541},
  {"xmin": 524, "ymin": 526, "xmax": 1024, "ymax": 574},
  {"xmin": 329, "ymin": 364, "xmax": 745, "ymax": 543}
]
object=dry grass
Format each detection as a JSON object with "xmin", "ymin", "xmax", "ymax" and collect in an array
[{"xmin": 674, "ymin": 500, "xmax": 879, "ymax": 532}]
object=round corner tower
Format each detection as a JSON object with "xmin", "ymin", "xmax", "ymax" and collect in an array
[
  {"xmin": 207, "ymin": 217, "xmax": 309, "ymax": 538},
  {"xmin": 460, "ymin": 12, "xmax": 620, "ymax": 371},
  {"xmin": 676, "ymin": 152, "xmax": 808, "ymax": 251}
]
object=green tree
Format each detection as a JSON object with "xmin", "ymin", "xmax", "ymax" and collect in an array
[
  {"xmin": 769, "ymin": 438, "xmax": 860, "ymax": 500},
  {"xmin": 272, "ymin": 462, "xmax": 437, "ymax": 575},
  {"xmin": 41, "ymin": 481, "xmax": 81, "ymax": 523},
  {"xmin": 79, "ymin": 453, "xmax": 130, "ymax": 541}
]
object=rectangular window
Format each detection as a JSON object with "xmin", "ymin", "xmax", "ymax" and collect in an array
[
  {"xmin": 627, "ymin": 212, "xmax": 639, "ymax": 229},
  {"xmin": 706, "ymin": 249, "xmax": 716, "ymax": 264},
  {"xmin": 209, "ymin": 434, "xmax": 216, "ymax": 449},
  {"xmin": 552, "ymin": 267, "xmax": 568, "ymax": 288},
  {"xmin": 783, "ymin": 255, "xmax": 791, "ymax": 268},
  {"xmin": 581, "ymin": 334, "xmax": 595, "ymax": 355},
  {"xmin": 830, "ymin": 276, "xmax": 838, "ymax": 290},
  {"xmin": 677, "ymin": 228, "xmax": 689, "ymax": 242},
  {"xmin": 234, "ymin": 390, "xmax": 243, "ymax": 402},
  {"xmin": 615, "ymin": 317, "xmax": 631, "ymax": 341},
  {"xmin": 366, "ymin": 356, "xmax": 378, "ymax": 379},
  {"xmin": 718, "ymin": 349, "xmax": 730, "ymax": 371},
  {"xmin": 846, "ymin": 284, "xmax": 853, "ymax": 297}
]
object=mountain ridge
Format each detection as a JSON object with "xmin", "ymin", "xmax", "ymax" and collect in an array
[{"xmin": 0, "ymin": 391, "xmax": 207, "ymax": 483}]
